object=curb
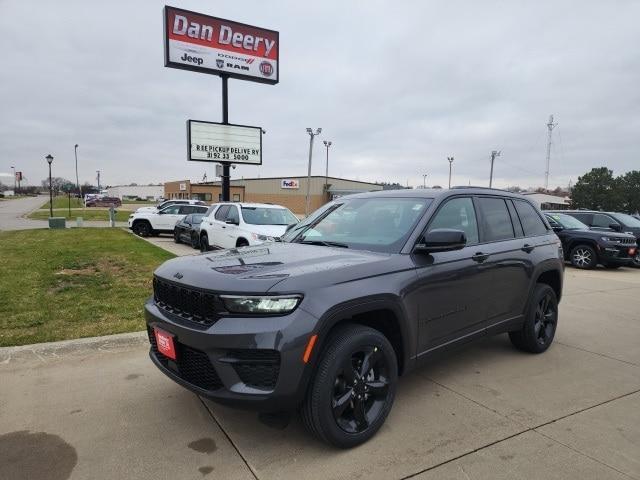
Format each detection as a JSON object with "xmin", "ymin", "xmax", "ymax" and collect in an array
[{"xmin": 0, "ymin": 331, "xmax": 148, "ymax": 365}]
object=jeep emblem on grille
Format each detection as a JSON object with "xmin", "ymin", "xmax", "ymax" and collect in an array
[{"xmin": 173, "ymin": 272, "xmax": 183, "ymax": 279}]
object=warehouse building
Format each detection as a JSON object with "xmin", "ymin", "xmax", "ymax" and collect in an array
[
  {"xmin": 106, "ymin": 184, "xmax": 164, "ymax": 201},
  {"xmin": 164, "ymin": 176, "xmax": 384, "ymax": 214}
]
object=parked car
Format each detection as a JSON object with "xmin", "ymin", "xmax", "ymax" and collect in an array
[
  {"xmin": 174, "ymin": 213, "xmax": 205, "ymax": 249},
  {"xmin": 146, "ymin": 188, "xmax": 563, "ymax": 448},
  {"xmin": 544, "ymin": 212, "xmax": 636, "ymax": 269},
  {"xmin": 135, "ymin": 199, "xmax": 206, "ymax": 214},
  {"xmin": 85, "ymin": 196, "xmax": 122, "ymax": 207},
  {"xmin": 198, "ymin": 202, "xmax": 299, "ymax": 251},
  {"xmin": 128, "ymin": 204, "xmax": 208, "ymax": 237},
  {"xmin": 555, "ymin": 210, "xmax": 640, "ymax": 267}
]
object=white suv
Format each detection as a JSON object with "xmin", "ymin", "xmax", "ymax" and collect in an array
[
  {"xmin": 129, "ymin": 204, "xmax": 208, "ymax": 237},
  {"xmin": 199, "ymin": 202, "xmax": 299, "ymax": 251},
  {"xmin": 135, "ymin": 199, "xmax": 205, "ymax": 214}
]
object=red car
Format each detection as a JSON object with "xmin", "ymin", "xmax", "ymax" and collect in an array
[{"xmin": 85, "ymin": 197, "xmax": 122, "ymax": 207}]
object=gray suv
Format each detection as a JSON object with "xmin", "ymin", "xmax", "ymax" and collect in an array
[{"xmin": 145, "ymin": 188, "xmax": 563, "ymax": 448}]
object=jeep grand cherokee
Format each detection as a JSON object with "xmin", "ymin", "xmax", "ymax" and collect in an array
[{"xmin": 145, "ymin": 188, "xmax": 563, "ymax": 448}]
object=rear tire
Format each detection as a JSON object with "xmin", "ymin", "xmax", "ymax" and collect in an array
[
  {"xmin": 570, "ymin": 245, "xmax": 597, "ymax": 269},
  {"xmin": 301, "ymin": 324, "xmax": 398, "ymax": 448},
  {"xmin": 509, "ymin": 284, "xmax": 558, "ymax": 353},
  {"xmin": 132, "ymin": 221, "xmax": 151, "ymax": 237},
  {"xmin": 173, "ymin": 229, "xmax": 181, "ymax": 244},
  {"xmin": 191, "ymin": 233, "xmax": 199, "ymax": 249},
  {"xmin": 200, "ymin": 233, "xmax": 210, "ymax": 252}
]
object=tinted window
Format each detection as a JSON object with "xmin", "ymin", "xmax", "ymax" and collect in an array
[
  {"xmin": 514, "ymin": 200, "xmax": 548, "ymax": 236},
  {"xmin": 241, "ymin": 207, "xmax": 299, "ymax": 225},
  {"xmin": 612, "ymin": 213, "xmax": 640, "ymax": 228},
  {"xmin": 194, "ymin": 206, "xmax": 208, "ymax": 214},
  {"xmin": 506, "ymin": 200, "xmax": 524, "ymax": 237},
  {"xmin": 427, "ymin": 197, "xmax": 479, "ymax": 244},
  {"xmin": 477, "ymin": 197, "xmax": 515, "ymax": 242},
  {"xmin": 592, "ymin": 213, "xmax": 616, "ymax": 228},
  {"xmin": 570, "ymin": 213, "xmax": 591, "ymax": 224},
  {"xmin": 179, "ymin": 205, "xmax": 195, "ymax": 215},
  {"xmin": 214, "ymin": 205, "xmax": 230, "ymax": 221},
  {"xmin": 226, "ymin": 205, "xmax": 240, "ymax": 224},
  {"xmin": 204, "ymin": 205, "xmax": 218, "ymax": 218},
  {"xmin": 161, "ymin": 205, "xmax": 181, "ymax": 215},
  {"xmin": 182, "ymin": 214, "xmax": 192, "ymax": 224},
  {"xmin": 191, "ymin": 214, "xmax": 204, "ymax": 225}
]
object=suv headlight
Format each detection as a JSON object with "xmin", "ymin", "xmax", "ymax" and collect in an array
[
  {"xmin": 601, "ymin": 236, "xmax": 619, "ymax": 243},
  {"xmin": 220, "ymin": 295, "xmax": 302, "ymax": 314},
  {"xmin": 251, "ymin": 233, "xmax": 272, "ymax": 242}
]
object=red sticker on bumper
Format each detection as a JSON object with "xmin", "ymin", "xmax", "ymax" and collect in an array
[{"xmin": 154, "ymin": 328, "xmax": 177, "ymax": 360}]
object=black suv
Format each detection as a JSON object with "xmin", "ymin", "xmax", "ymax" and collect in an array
[
  {"xmin": 544, "ymin": 212, "xmax": 637, "ymax": 269},
  {"xmin": 558, "ymin": 210, "xmax": 640, "ymax": 267},
  {"xmin": 146, "ymin": 188, "xmax": 563, "ymax": 448}
]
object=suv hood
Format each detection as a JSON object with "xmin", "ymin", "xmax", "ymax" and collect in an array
[
  {"xmin": 154, "ymin": 242, "xmax": 400, "ymax": 293},
  {"xmin": 136, "ymin": 206, "xmax": 158, "ymax": 213}
]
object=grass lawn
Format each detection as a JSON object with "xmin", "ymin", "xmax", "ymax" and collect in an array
[
  {"xmin": 42, "ymin": 196, "xmax": 85, "ymax": 209},
  {"xmin": 0, "ymin": 229, "xmax": 174, "ymax": 347},
  {"xmin": 28, "ymin": 208, "xmax": 131, "ymax": 222}
]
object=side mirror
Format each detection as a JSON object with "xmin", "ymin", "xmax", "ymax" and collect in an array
[
  {"xmin": 414, "ymin": 229, "xmax": 467, "ymax": 253},
  {"xmin": 551, "ymin": 225, "xmax": 563, "ymax": 232},
  {"xmin": 609, "ymin": 223, "xmax": 622, "ymax": 232}
]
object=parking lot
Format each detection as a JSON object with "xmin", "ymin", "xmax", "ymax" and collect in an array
[{"xmin": 1, "ymin": 266, "xmax": 638, "ymax": 480}]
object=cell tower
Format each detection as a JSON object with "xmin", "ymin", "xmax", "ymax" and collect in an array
[{"xmin": 545, "ymin": 115, "xmax": 557, "ymax": 190}]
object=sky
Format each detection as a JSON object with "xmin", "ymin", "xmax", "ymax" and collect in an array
[{"xmin": 1, "ymin": 0, "xmax": 639, "ymax": 190}]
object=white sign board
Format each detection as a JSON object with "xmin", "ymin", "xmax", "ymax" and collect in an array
[
  {"xmin": 179, "ymin": 183, "xmax": 187, "ymax": 191},
  {"xmin": 281, "ymin": 179, "xmax": 300, "ymax": 189},
  {"xmin": 187, "ymin": 120, "xmax": 262, "ymax": 165}
]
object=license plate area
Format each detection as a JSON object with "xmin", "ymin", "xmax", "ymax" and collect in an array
[{"xmin": 154, "ymin": 327, "xmax": 177, "ymax": 360}]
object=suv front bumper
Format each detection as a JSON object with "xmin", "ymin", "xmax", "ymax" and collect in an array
[
  {"xmin": 144, "ymin": 298, "xmax": 319, "ymax": 412},
  {"xmin": 599, "ymin": 244, "xmax": 636, "ymax": 265}
]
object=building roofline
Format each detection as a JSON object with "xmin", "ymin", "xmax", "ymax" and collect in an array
[{"xmin": 180, "ymin": 175, "xmax": 383, "ymax": 187}]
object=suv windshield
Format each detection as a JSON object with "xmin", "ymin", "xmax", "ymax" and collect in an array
[
  {"xmin": 546, "ymin": 213, "xmax": 587, "ymax": 229},
  {"xmin": 241, "ymin": 207, "xmax": 298, "ymax": 225},
  {"xmin": 613, "ymin": 213, "xmax": 640, "ymax": 228},
  {"xmin": 284, "ymin": 197, "xmax": 432, "ymax": 253}
]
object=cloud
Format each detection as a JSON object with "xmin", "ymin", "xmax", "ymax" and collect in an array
[{"xmin": 1, "ymin": 0, "xmax": 639, "ymax": 190}]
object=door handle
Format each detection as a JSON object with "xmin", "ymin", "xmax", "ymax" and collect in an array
[
  {"xmin": 472, "ymin": 252, "xmax": 489, "ymax": 263},
  {"xmin": 522, "ymin": 244, "xmax": 535, "ymax": 253},
  {"xmin": 222, "ymin": 225, "xmax": 226, "ymax": 229}
]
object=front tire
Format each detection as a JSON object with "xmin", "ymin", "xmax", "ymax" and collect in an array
[
  {"xmin": 191, "ymin": 233, "xmax": 199, "ymax": 249},
  {"xmin": 509, "ymin": 284, "xmax": 558, "ymax": 353},
  {"xmin": 570, "ymin": 245, "xmax": 597, "ymax": 269},
  {"xmin": 200, "ymin": 233, "xmax": 210, "ymax": 253},
  {"xmin": 173, "ymin": 229, "xmax": 181, "ymax": 244},
  {"xmin": 301, "ymin": 324, "xmax": 397, "ymax": 448},
  {"xmin": 132, "ymin": 221, "xmax": 151, "ymax": 237}
]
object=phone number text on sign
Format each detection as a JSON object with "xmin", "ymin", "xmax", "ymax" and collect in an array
[{"xmin": 187, "ymin": 120, "xmax": 262, "ymax": 165}]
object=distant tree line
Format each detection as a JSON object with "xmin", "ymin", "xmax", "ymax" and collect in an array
[{"xmin": 571, "ymin": 167, "xmax": 640, "ymax": 213}]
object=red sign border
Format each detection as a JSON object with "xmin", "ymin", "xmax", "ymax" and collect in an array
[{"xmin": 163, "ymin": 5, "xmax": 279, "ymax": 85}]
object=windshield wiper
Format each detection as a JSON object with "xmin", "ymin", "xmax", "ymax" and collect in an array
[{"xmin": 299, "ymin": 240, "xmax": 349, "ymax": 248}]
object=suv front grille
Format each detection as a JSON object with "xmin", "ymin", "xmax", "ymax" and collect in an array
[
  {"xmin": 225, "ymin": 349, "xmax": 280, "ymax": 389},
  {"xmin": 619, "ymin": 237, "xmax": 636, "ymax": 245},
  {"xmin": 153, "ymin": 277, "xmax": 220, "ymax": 327},
  {"xmin": 148, "ymin": 327, "xmax": 223, "ymax": 391}
]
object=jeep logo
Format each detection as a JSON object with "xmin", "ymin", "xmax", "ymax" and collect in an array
[{"xmin": 180, "ymin": 53, "xmax": 204, "ymax": 66}]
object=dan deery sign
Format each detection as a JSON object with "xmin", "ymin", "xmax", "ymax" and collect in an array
[
  {"xmin": 164, "ymin": 6, "xmax": 279, "ymax": 84},
  {"xmin": 188, "ymin": 120, "xmax": 262, "ymax": 165}
]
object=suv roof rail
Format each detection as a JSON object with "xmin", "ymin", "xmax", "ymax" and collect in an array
[{"xmin": 450, "ymin": 185, "xmax": 511, "ymax": 192}]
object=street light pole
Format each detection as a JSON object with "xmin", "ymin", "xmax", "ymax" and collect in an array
[
  {"xmin": 447, "ymin": 156, "xmax": 454, "ymax": 189},
  {"xmin": 11, "ymin": 165, "xmax": 16, "ymax": 193},
  {"xmin": 46, "ymin": 155, "xmax": 54, "ymax": 217},
  {"xmin": 305, "ymin": 128, "xmax": 322, "ymax": 216},
  {"xmin": 74, "ymin": 144, "xmax": 81, "ymax": 199},
  {"xmin": 96, "ymin": 170, "xmax": 101, "ymax": 191},
  {"xmin": 489, "ymin": 150, "xmax": 501, "ymax": 188},
  {"xmin": 323, "ymin": 140, "xmax": 332, "ymax": 202}
]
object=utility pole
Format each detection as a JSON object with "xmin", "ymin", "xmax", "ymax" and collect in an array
[
  {"xmin": 323, "ymin": 140, "xmax": 332, "ymax": 202},
  {"xmin": 11, "ymin": 165, "xmax": 16, "ymax": 192},
  {"xmin": 545, "ymin": 114, "xmax": 556, "ymax": 190},
  {"xmin": 489, "ymin": 150, "xmax": 501, "ymax": 188},
  {"xmin": 305, "ymin": 128, "xmax": 322, "ymax": 216},
  {"xmin": 422, "ymin": 174, "xmax": 428, "ymax": 188},
  {"xmin": 96, "ymin": 170, "xmax": 101, "ymax": 191},
  {"xmin": 447, "ymin": 156, "xmax": 454, "ymax": 189},
  {"xmin": 74, "ymin": 144, "xmax": 81, "ymax": 199},
  {"xmin": 221, "ymin": 75, "xmax": 230, "ymax": 202}
]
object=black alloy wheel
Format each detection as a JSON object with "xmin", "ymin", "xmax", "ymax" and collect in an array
[
  {"xmin": 331, "ymin": 346, "xmax": 391, "ymax": 434},
  {"xmin": 633, "ymin": 252, "xmax": 640, "ymax": 268},
  {"xmin": 200, "ymin": 234, "xmax": 210, "ymax": 252},
  {"xmin": 173, "ymin": 229, "xmax": 181, "ymax": 244},
  {"xmin": 509, "ymin": 284, "xmax": 558, "ymax": 353},
  {"xmin": 133, "ymin": 221, "xmax": 151, "ymax": 237},
  {"xmin": 301, "ymin": 324, "xmax": 397, "ymax": 448}
]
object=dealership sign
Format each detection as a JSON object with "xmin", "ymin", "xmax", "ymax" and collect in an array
[
  {"xmin": 281, "ymin": 179, "xmax": 300, "ymax": 189},
  {"xmin": 164, "ymin": 6, "xmax": 279, "ymax": 84},
  {"xmin": 187, "ymin": 120, "xmax": 262, "ymax": 165}
]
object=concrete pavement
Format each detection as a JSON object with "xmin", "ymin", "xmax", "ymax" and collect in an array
[
  {"xmin": 0, "ymin": 195, "xmax": 50, "ymax": 230},
  {"xmin": 1, "ymin": 267, "xmax": 639, "ymax": 480}
]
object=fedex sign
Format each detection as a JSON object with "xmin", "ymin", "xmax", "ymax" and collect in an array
[{"xmin": 281, "ymin": 179, "xmax": 300, "ymax": 189}]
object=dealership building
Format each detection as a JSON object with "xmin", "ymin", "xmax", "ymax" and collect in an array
[{"xmin": 164, "ymin": 176, "xmax": 384, "ymax": 214}]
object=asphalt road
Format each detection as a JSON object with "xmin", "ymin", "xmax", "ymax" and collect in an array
[{"xmin": 1, "ymin": 268, "xmax": 639, "ymax": 480}]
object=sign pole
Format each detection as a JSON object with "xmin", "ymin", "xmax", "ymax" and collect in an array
[{"xmin": 221, "ymin": 75, "xmax": 230, "ymax": 202}]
